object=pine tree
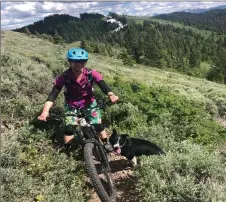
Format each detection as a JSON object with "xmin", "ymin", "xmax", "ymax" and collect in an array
[
  {"xmin": 207, "ymin": 64, "xmax": 224, "ymax": 83},
  {"xmin": 189, "ymin": 48, "xmax": 200, "ymax": 67},
  {"xmin": 80, "ymin": 40, "xmax": 88, "ymax": 49},
  {"xmin": 53, "ymin": 29, "xmax": 63, "ymax": 44},
  {"xmin": 23, "ymin": 27, "xmax": 31, "ymax": 35},
  {"xmin": 93, "ymin": 44, "xmax": 100, "ymax": 53},
  {"xmin": 34, "ymin": 30, "xmax": 40, "ymax": 35}
]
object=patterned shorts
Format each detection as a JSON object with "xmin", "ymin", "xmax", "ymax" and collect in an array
[{"xmin": 64, "ymin": 100, "xmax": 102, "ymax": 127}]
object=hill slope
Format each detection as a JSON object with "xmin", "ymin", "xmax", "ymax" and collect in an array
[
  {"xmin": 12, "ymin": 13, "xmax": 226, "ymax": 84},
  {"xmin": 2, "ymin": 31, "xmax": 226, "ymax": 202},
  {"xmin": 153, "ymin": 9, "xmax": 226, "ymax": 34},
  {"xmin": 13, "ymin": 13, "xmax": 125, "ymax": 42},
  {"xmin": 2, "ymin": 31, "xmax": 226, "ymax": 117}
]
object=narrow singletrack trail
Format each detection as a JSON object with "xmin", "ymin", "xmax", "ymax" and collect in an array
[{"xmin": 87, "ymin": 153, "xmax": 139, "ymax": 202}]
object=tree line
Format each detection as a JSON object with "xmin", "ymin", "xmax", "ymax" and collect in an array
[
  {"xmin": 153, "ymin": 9, "xmax": 226, "ymax": 34},
  {"xmin": 14, "ymin": 12, "xmax": 226, "ymax": 84},
  {"xmin": 14, "ymin": 13, "xmax": 120, "ymax": 42},
  {"xmin": 111, "ymin": 19, "xmax": 226, "ymax": 84}
]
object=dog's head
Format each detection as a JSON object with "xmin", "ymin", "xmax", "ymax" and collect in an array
[{"xmin": 109, "ymin": 129, "xmax": 132, "ymax": 154}]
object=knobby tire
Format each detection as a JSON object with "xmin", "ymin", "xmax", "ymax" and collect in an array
[{"xmin": 84, "ymin": 142, "xmax": 116, "ymax": 202}]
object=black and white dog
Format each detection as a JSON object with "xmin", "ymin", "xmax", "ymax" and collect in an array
[{"xmin": 109, "ymin": 129, "xmax": 165, "ymax": 167}]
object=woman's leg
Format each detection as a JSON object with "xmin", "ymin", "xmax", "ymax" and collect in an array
[
  {"xmin": 89, "ymin": 101, "xmax": 113, "ymax": 152},
  {"xmin": 64, "ymin": 104, "xmax": 78, "ymax": 145},
  {"xmin": 98, "ymin": 129, "xmax": 108, "ymax": 139}
]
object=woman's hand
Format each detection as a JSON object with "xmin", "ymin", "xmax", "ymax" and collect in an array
[
  {"xmin": 38, "ymin": 111, "xmax": 49, "ymax": 121},
  {"xmin": 108, "ymin": 92, "xmax": 119, "ymax": 103},
  {"xmin": 38, "ymin": 101, "xmax": 53, "ymax": 121}
]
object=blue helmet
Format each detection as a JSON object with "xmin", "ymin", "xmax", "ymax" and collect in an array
[{"xmin": 67, "ymin": 48, "xmax": 88, "ymax": 61}]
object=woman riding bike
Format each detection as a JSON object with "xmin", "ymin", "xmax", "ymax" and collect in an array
[{"xmin": 38, "ymin": 47, "xmax": 119, "ymax": 152}]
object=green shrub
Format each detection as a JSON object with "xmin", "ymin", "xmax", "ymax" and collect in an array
[
  {"xmin": 1, "ymin": 125, "xmax": 87, "ymax": 202},
  {"xmin": 108, "ymin": 78, "xmax": 226, "ymax": 146},
  {"xmin": 2, "ymin": 168, "xmax": 38, "ymax": 202},
  {"xmin": 119, "ymin": 50, "xmax": 136, "ymax": 66},
  {"xmin": 135, "ymin": 142, "xmax": 226, "ymax": 202},
  {"xmin": 1, "ymin": 130, "xmax": 21, "ymax": 168},
  {"xmin": 2, "ymin": 52, "xmax": 53, "ymax": 97},
  {"xmin": 105, "ymin": 102, "xmax": 148, "ymax": 131}
]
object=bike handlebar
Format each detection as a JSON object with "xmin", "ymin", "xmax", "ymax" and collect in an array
[{"xmin": 46, "ymin": 100, "xmax": 121, "ymax": 121}]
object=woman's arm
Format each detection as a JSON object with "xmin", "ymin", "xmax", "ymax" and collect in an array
[
  {"xmin": 92, "ymin": 69, "xmax": 118, "ymax": 102},
  {"xmin": 96, "ymin": 80, "xmax": 118, "ymax": 103},
  {"xmin": 96, "ymin": 80, "xmax": 112, "ymax": 95},
  {"xmin": 38, "ymin": 85, "xmax": 61, "ymax": 121},
  {"xmin": 46, "ymin": 85, "xmax": 62, "ymax": 102}
]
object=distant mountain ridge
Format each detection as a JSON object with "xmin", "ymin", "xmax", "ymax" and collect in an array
[
  {"xmin": 13, "ymin": 13, "xmax": 127, "ymax": 42},
  {"xmin": 13, "ymin": 13, "xmax": 128, "ymax": 42},
  {"xmin": 181, "ymin": 5, "xmax": 226, "ymax": 13},
  {"xmin": 152, "ymin": 8, "xmax": 226, "ymax": 34}
]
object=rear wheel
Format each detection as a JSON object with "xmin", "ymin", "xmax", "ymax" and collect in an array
[{"xmin": 84, "ymin": 142, "xmax": 116, "ymax": 202}]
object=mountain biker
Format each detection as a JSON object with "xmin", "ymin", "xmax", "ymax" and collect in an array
[{"xmin": 38, "ymin": 47, "xmax": 119, "ymax": 152}]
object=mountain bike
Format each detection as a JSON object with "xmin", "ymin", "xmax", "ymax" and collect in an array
[{"xmin": 49, "ymin": 103, "xmax": 117, "ymax": 202}]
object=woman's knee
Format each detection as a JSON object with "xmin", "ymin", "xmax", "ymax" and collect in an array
[
  {"xmin": 64, "ymin": 135, "xmax": 74, "ymax": 144},
  {"xmin": 64, "ymin": 124, "xmax": 77, "ymax": 144}
]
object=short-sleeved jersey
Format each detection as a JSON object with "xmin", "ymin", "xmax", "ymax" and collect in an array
[{"xmin": 54, "ymin": 67, "xmax": 103, "ymax": 108}]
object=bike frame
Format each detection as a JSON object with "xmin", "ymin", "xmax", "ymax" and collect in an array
[
  {"xmin": 75, "ymin": 116, "xmax": 111, "ymax": 172},
  {"xmin": 47, "ymin": 103, "xmax": 116, "ymax": 202}
]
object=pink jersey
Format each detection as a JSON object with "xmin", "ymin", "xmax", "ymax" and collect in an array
[{"xmin": 54, "ymin": 67, "xmax": 103, "ymax": 108}]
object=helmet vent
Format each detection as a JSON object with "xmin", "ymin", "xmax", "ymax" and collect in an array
[{"xmin": 67, "ymin": 48, "xmax": 88, "ymax": 60}]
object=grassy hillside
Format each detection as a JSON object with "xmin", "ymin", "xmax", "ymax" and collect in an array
[
  {"xmin": 13, "ymin": 13, "xmax": 226, "ymax": 84},
  {"xmin": 150, "ymin": 18, "xmax": 215, "ymax": 37},
  {"xmin": 3, "ymin": 31, "xmax": 226, "ymax": 116},
  {"xmin": 127, "ymin": 16, "xmax": 215, "ymax": 38},
  {"xmin": 2, "ymin": 31, "xmax": 226, "ymax": 201}
]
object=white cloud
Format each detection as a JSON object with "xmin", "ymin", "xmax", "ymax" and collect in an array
[
  {"xmin": 1, "ymin": 2, "xmax": 226, "ymax": 30},
  {"xmin": 35, "ymin": 2, "xmax": 66, "ymax": 13},
  {"xmin": 4, "ymin": 2, "xmax": 36, "ymax": 12},
  {"xmin": 134, "ymin": 7, "xmax": 144, "ymax": 11}
]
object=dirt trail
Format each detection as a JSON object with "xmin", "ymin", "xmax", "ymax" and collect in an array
[{"xmin": 87, "ymin": 153, "xmax": 139, "ymax": 202}]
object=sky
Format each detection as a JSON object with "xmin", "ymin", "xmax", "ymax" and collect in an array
[{"xmin": 2, "ymin": 1, "xmax": 226, "ymax": 30}]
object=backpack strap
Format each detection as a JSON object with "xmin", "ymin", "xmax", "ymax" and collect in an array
[
  {"xmin": 62, "ymin": 68, "xmax": 94, "ymax": 85},
  {"xmin": 86, "ymin": 68, "xmax": 94, "ymax": 84}
]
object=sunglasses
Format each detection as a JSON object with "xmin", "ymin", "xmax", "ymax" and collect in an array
[{"xmin": 68, "ymin": 59, "xmax": 87, "ymax": 63}]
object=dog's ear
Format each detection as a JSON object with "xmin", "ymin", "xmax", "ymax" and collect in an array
[
  {"xmin": 122, "ymin": 134, "xmax": 130, "ymax": 139},
  {"xmin": 112, "ymin": 128, "xmax": 117, "ymax": 136},
  {"xmin": 125, "ymin": 135, "xmax": 132, "ymax": 146},
  {"xmin": 125, "ymin": 134, "xmax": 132, "ymax": 140}
]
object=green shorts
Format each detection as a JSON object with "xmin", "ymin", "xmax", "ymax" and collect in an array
[{"xmin": 64, "ymin": 100, "xmax": 102, "ymax": 127}]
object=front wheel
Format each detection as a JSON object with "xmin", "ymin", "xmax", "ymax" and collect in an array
[{"xmin": 84, "ymin": 142, "xmax": 116, "ymax": 202}]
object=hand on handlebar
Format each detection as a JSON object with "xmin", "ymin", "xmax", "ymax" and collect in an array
[
  {"xmin": 109, "ymin": 94, "xmax": 119, "ymax": 104},
  {"xmin": 38, "ymin": 111, "xmax": 49, "ymax": 121}
]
